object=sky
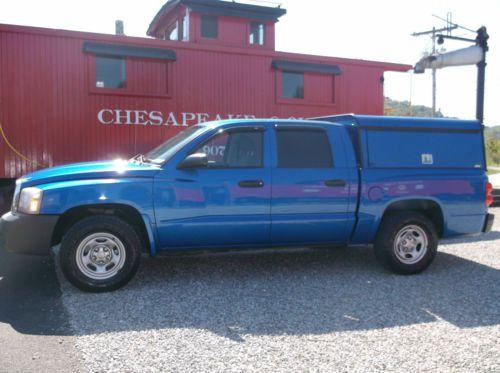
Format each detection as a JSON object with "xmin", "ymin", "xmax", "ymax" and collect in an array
[{"xmin": 0, "ymin": 0, "xmax": 499, "ymax": 125}]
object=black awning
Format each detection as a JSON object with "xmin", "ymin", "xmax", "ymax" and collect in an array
[
  {"xmin": 83, "ymin": 42, "xmax": 177, "ymax": 61},
  {"xmin": 272, "ymin": 60, "xmax": 342, "ymax": 75},
  {"xmin": 185, "ymin": 0, "xmax": 286, "ymax": 22}
]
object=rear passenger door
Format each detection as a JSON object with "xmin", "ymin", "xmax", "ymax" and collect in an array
[{"xmin": 270, "ymin": 124, "xmax": 354, "ymax": 245}]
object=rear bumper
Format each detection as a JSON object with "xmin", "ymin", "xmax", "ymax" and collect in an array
[
  {"xmin": 483, "ymin": 213, "xmax": 494, "ymax": 233},
  {"xmin": 0, "ymin": 212, "xmax": 59, "ymax": 255}
]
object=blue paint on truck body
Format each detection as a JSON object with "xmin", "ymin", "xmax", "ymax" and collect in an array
[{"xmin": 0, "ymin": 116, "xmax": 491, "ymax": 257}]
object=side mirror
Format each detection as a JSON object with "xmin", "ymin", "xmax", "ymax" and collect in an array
[{"xmin": 177, "ymin": 153, "xmax": 208, "ymax": 169}]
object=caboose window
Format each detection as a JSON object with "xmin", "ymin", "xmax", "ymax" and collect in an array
[
  {"xmin": 166, "ymin": 22, "xmax": 178, "ymax": 41},
  {"xmin": 201, "ymin": 15, "xmax": 218, "ymax": 39},
  {"xmin": 182, "ymin": 11, "xmax": 189, "ymax": 41},
  {"xmin": 95, "ymin": 56, "xmax": 126, "ymax": 89},
  {"xmin": 282, "ymin": 71, "xmax": 304, "ymax": 99},
  {"xmin": 249, "ymin": 22, "xmax": 265, "ymax": 45}
]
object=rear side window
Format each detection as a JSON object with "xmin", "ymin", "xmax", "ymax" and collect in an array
[{"xmin": 276, "ymin": 128, "xmax": 333, "ymax": 168}]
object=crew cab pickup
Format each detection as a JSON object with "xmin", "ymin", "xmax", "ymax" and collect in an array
[{"xmin": 0, "ymin": 115, "xmax": 495, "ymax": 292}]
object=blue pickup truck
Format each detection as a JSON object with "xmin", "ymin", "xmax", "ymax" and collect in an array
[{"xmin": 0, "ymin": 115, "xmax": 494, "ymax": 292}]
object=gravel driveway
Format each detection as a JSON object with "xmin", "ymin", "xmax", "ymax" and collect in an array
[{"xmin": 57, "ymin": 208, "xmax": 500, "ymax": 373}]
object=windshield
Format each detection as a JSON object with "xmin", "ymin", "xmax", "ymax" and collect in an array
[{"xmin": 142, "ymin": 125, "xmax": 208, "ymax": 164}]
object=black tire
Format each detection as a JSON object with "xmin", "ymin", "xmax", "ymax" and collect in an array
[
  {"xmin": 374, "ymin": 212, "xmax": 438, "ymax": 274},
  {"xmin": 60, "ymin": 215, "xmax": 142, "ymax": 292}
]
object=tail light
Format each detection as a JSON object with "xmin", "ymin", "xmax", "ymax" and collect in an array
[{"xmin": 486, "ymin": 182, "xmax": 493, "ymax": 207}]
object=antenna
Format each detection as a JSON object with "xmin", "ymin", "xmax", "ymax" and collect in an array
[{"xmin": 432, "ymin": 13, "xmax": 476, "ymax": 33}]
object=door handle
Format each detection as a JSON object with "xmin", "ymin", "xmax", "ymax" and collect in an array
[
  {"xmin": 238, "ymin": 180, "xmax": 264, "ymax": 188},
  {"xmin": 325, "ymin": 179, "xmax": 346, "ymax": 187}
]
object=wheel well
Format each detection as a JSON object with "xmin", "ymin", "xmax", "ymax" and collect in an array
[
  {"xmin": 381, "ymin": 199, "xmax": 444, "ymax": 237},
  {"xmin": 51, "ymin": 204, "xmax": 150, "ymax": 253}
]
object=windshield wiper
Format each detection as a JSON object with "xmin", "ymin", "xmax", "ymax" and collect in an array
[
  {"xmin": 131, "ymin": 154, "xmax": 160, "ymax": 165},
  {"xmin": 131, "ymin": 154, "xmax": 148, "ymax": 164}
]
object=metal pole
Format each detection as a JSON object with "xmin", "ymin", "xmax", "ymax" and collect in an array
[
  {"xmin": 475, "ymin": 26, "xmax": 488, "ymax": 170},
  {"xmin": 476, "ymin": 26, "xmax": 488, "ymax": 124}
]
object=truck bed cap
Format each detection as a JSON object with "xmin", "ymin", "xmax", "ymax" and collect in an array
[{"xmin": 315, "ymin": 114, "xmax": 482, "ymax": 132}]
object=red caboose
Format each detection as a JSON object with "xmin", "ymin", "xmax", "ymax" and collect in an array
[{"xmin": 0, "ymin": 0, "xmax": 410, "ymax": 210}]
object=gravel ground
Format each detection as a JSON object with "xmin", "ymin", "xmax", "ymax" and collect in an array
[{"xmin": 57, "ymin": 208, "xmax": 500, "ymax": 373}]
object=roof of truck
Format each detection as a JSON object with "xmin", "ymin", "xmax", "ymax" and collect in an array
[{"xmin": 312, "ymin": 114, "xmax": 482, "ymax": 132}]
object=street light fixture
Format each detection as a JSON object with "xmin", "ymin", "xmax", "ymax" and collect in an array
[{"xmin": 413, "ymin": 27, "xmax": 489, "ymax": 124}]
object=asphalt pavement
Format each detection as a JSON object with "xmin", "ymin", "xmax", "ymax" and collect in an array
[{"xmin": 0, "ymin": 249, "xmax": 82, "ymax": 373}]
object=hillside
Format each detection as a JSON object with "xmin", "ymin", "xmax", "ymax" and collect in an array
[
  {"xmin": 485, "ymin": 126, "xmax": 500, "ymax": 140},
  {"xmin": 384, "ymin": 97, "xmax": 445, "ymax": 118}
]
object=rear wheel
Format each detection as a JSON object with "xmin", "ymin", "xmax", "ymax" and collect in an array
[
  {"xmin": 60, "ymin": 215, "xmax": 142, "ymax": 292},
  {"xmin": 374, "ymin": 212, "xmax": 438, "ymax": 274}
]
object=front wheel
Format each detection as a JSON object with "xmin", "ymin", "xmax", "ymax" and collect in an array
[
  {"xmin": 60, "ymin": 215, "xmax": 142, "ymax": 292},
  {"xmin": 374, "ymin": 212, "xmax": 438, "ymax": 274}
]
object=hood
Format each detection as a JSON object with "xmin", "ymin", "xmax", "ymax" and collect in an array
[{"xmin": 19, "ymin": 160, "xmax": 161, "ymax": 187}]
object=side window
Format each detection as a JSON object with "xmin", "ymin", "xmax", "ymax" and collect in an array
[
  {"xmin": 277, "ymin": 129, "xmax": 333, "ymax": 168},
  {"xmin": 182, "ymin": 12, "xmax": 189, "ymax": 41},
  {"xmin": 85, "ymin": 42, "xmax": 176, "ymax": 97},
  {"xmin": 249, "ymin": 22, "xmax": 265, "ymax": 45},
  {"xmin": 165, "ymin": 22, "xmax": 178, "ymax": 41},
  {"xmin": 282, "ymin": 71, "xmax": 304, "ymax": 99},
  {"xmin": 195, "ymin": 130, "xmax": 263, "ymax": 168},
  {"xmin": 95, "ymin": 56, "xmax": 126, "ymax": 89},
  {"xmin": 201, "ymin": 15, "xmax": 218, "ymax": 39}
]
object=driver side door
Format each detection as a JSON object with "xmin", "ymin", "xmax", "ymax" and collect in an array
[{"xmin": 153, "ymin": 126, "xmax": 271, "ymax": 250}]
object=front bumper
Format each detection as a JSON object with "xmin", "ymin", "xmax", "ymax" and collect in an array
[
  {"xmin": 483, "ymin": 213, "xmax": 494, "ymax": 234},
  {"xmin": 0, "ymin": 212, "xmax": 59, "ymax": 255}
]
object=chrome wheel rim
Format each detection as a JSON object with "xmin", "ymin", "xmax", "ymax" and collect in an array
[
  {"xmin": 393, "ymin": 225, "xmax": 428, "ymax": 265},
  {"xmin": 75, "ymin": 232, "xmax": 126, "ymax": 280}
]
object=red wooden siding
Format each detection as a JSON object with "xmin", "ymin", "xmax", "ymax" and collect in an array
[{"xmin": 0, "ymin": 24, "xmax": 409, "ymax": 179}]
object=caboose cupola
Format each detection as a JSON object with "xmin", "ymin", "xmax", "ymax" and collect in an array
[{"xmin": 147, "ymin": 0, "xmax": 286, "ymax": 50}]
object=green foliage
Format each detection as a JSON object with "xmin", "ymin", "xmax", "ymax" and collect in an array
[
  {"xmin": 486, "ymin": 137, "xmax": 500, "ymax": 166},
  {"xmin": 384, "ymin": 97, "xmax": 444, "ymax": 118},
  {"xmin": 484, "ymin": 128, "xmax": 500, "ymax": 166},
  {"xmin": 485, "ymin": 126, "xmax": 500, "ymax": 141}
]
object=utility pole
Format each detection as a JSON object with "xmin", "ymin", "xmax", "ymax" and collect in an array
[
  {"xmin": 412, "ymin": 13, "xmax": 457, "ymax": 117},
  {"xmin": 475, "ymin": 26, "xmax": 489, "ymax": 124}
]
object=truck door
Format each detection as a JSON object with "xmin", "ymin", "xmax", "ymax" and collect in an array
[
  {"xmin": 153, "ymin": 125, "xmax": 271, "ymax": 249},
  {"xmin": 270, "ymin": 124, "xmax": 355, "ymax": 245}
]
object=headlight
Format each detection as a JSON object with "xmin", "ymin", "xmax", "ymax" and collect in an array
[{"xmin": 18, "ymin": 187, "xmax": 43, "ymax": 214}]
